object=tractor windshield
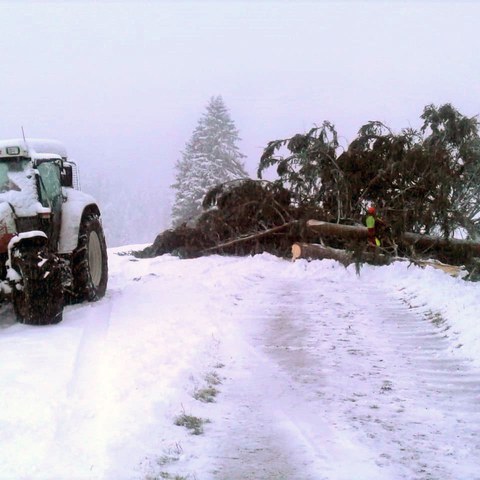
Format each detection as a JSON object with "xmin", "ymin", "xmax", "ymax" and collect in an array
[
  {"xmin": 0, "ymin": 158, "xmax": 41, "ymax": 216},
  {"xmin": 0, "ymin": 158, "xmax": 31, "ymax": 193}
]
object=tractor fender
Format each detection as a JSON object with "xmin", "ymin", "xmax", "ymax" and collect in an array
[{"xmin": 58, "ymin": 188, "xmax": 101, "ymax": 254}]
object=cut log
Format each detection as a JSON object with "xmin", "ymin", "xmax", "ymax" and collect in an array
[
  {"xmin": 291, "ymin": 242, "xmax": 391, "ymax": 266},
  {"xmin": 292, "ymin": 242, "xmax": 464, "ymax": 276},
  {"xmin": 292, "ymin": 243, "xmax": 352, "ymax": 266}
]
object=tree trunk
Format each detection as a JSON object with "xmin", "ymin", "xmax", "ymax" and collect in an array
[
  {"xmin": 306, "ymin": 220, "xmax": 480, "ymax": 258},
  {"xmin": 292, "ymin": 241, "xmax": 464, "ymax": 276},
  {"xmin": 306, "ymin": 220, "xmax": 369, "ymax": 241}
]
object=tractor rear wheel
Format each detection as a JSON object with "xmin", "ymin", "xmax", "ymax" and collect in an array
[{"xmin": 11, "ymin": 243, "xmax": 64, "ymax": 325}]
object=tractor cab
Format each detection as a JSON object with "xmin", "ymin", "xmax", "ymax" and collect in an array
[{"xmin": 0, "ymin": 139, "xmax": 71, "ymax": 252}]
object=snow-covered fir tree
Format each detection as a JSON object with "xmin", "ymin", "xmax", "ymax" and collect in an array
[{"xmin": 171, "ymin": 96, "xmax": 248, "ymax": 226}]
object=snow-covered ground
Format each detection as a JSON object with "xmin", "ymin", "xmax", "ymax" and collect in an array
[{"xmin": 0, "ymin": 247, "xmax": 479, "ymax": 480}]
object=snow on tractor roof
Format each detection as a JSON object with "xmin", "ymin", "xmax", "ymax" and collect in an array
[{"xmin": 0, "ymin": 138, "xmax": 67, "ymax": 160}]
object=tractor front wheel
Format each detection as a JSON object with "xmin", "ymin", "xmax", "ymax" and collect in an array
[{"xmin": 71, "ymin": 214, "xmax": 108, "ymax": 303}]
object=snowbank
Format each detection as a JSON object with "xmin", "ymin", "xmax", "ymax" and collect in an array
[{"xmin": 367, "ymin": 261, "xmax": 480, "ymax": 365}]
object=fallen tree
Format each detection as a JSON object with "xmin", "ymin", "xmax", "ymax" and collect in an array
[{"xmin": 135, "ymin": 102, "xmax": 480, "ymax": 281}]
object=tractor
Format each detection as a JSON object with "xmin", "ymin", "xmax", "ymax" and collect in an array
[{"xmin": 0, "ymin": 138, "xmax": 108, "ymax": 325}]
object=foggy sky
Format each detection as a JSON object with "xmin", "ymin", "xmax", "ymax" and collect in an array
[{"xmin": 1, "ymin": 1, "xmax": 479, "ymax": 241}]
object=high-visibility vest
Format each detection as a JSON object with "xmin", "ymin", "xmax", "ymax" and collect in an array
[
  {"xmin": 366, "ymin": 215, "xmax": 381, "ymax": 246},
  {"xmin": 366, "ymin": 215, "xmax": 375, "ymax": 229}
]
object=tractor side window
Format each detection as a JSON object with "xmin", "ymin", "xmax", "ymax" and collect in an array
[
  {"xmin": 37, "ymin": 162, "xmax": 62, "ymax": 210},
  {"xmin": 61, "ymin": 164, "xmax": 73, "ymax": 187}
]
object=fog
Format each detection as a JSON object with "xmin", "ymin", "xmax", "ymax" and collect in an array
[{"xmin": 1, "ymin": 1, "xmax": 479, "ymax": 246}]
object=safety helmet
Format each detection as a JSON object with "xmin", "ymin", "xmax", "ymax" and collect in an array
[{"xmin": 367, "ymin": 206, "xmax": 376, "ymax": 214}]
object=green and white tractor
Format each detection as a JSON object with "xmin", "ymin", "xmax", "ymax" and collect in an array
[{"xmin": 0, "ymin": 139, "xmax": 108, "ymax": 325}]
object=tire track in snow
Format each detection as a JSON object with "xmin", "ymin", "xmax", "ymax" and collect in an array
[
  {"xmin": 65, "ymin": 300, "xmax": 113, "ymax": 396},
  {"xmin": 207, "ymin": 328, "xmax": 330, "ymax": 479},
  {"xmin": 258, "ymin": 281, "xmax": 399, "ymax": 480},
  {"xmin": 210, "ymin": 275, "xmax": 395, "ymax": 480},
  {"xmin": 40, "ymin": 296, "xmax": 114, "ymax": 479}
]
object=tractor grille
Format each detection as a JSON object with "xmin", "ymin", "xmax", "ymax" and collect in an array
[
  {"xmin": 15, "ymin": 216, "xmax": 41, "ymax": 234},
  {"xmin": 71, "ymin": 162, "xmax": 81, "ymax": 190}
]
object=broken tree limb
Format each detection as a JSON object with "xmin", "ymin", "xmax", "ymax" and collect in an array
[
  {"xmin": 202, "ymin": 221, "xmax": 299, "ymax": 253},
  {"xmin": 291, "ymin": 242, "xmax": 391, "ymax": 266},
  {"xmin": 413, "ymin": 259, "xmax": 465, "ymax": 277}
]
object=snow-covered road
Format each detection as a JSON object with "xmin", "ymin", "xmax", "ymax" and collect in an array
[
  {"xmin": 208, "ymin": 271, "xmax": 480, "ymax": 480},
  {"xmin": 0, "ymin": 249, "xmax": 479, "ymax": 480}
]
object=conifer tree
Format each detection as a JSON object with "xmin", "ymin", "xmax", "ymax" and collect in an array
[{"xmin": 171, "ymin": 96, "xmax": 248, "ymax": 226}]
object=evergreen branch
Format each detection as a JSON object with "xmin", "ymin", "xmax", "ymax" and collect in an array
[{"xmin": 202, "ymin": 221, "xmax": 299, "ymax": 253}]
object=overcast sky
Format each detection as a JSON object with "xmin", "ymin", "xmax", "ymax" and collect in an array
[{"xmin": 1, "ymin": 0, "xmax": 479, "ymax": 193}]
